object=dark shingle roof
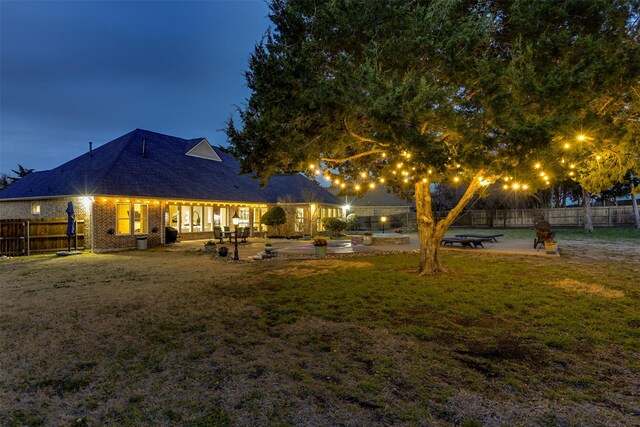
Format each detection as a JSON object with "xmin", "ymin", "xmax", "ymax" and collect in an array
[{"xmin": 0, "ymin": 129, "xmax": 341, "ymax": 205}]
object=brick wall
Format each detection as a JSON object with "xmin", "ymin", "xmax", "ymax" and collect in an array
[{"xmin": 92, "ymin": 198, "xmax": 163, "ymax": 250}]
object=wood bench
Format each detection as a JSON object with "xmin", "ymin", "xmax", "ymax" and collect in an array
[
  {"xmin": 441, "ymin": 237, "xmax": 485, "ymax": 248},
  {"xmin": 454, "ymin": 233, "xmax": 504, "ymax": 242}
]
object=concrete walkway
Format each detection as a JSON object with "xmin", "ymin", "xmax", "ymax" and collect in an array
[{"xmin": 162, "ymin": 233, "xmax": 559, "ymax": 260}]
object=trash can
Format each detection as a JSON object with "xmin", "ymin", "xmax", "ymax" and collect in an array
[
  {"xmin": 136, "ymin": 235, "xmax": 148, "ymax": 250},
  {"xmin": 165, "ymin": 227, "xmax": 178, "ymax": 244}
]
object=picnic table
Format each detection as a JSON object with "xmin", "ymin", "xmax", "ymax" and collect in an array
[
  {"xmin": 454, "ymin": 233, "xmax": 503, "ymax": 242},
  {"xmin": 441, "ymin": 237, "xmax": 485, "ymax": 249}
]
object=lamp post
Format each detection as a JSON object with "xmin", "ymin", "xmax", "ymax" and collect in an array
[
  {"xmin": 232, "ymin": 212, "xmax": 240, "ymax": 261},
  {"xmin": 381, "ymin": 216, "xmax": 387, "ymax": 234}
]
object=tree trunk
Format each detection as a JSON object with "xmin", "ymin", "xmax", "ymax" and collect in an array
[
  {"xmin": 631, "ymin": 173, "xmax": 640, "ymax": 229},
  {"xmin": 414, "ymin": 171, "xmax": 486, "ymax": 275},
  {"xmin": 582, "ymin": 188, "xmax": 594, "ymax": 232}
]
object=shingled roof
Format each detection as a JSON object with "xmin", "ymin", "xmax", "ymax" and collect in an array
[{"xmin": 0, "ymin": 129, "xmax": 341, "ymax": 205}]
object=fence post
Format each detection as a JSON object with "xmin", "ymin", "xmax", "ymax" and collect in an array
[{"xmin": 26, "ymin": 220, "xmax": 30, "ymax": 256}]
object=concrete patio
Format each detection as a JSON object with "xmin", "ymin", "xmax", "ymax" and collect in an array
[{"xmin": 161, "ymin": 232, "xmax": 560, "ymax": 260}]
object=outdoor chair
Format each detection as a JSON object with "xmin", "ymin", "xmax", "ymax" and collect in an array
[
  {"xmin": 239, "ymin": 227, "xmax": 250, "ymax": 242},
  {"xmin": 534, "ymin": 220, "xmax": 555, "ymax": 250},
  {"xmin": 213, "ymin": 226, "xmax": 225, "ymax": 243}
]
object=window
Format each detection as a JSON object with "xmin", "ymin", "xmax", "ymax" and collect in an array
[
  {"xmin": 116, "ymin": 203, "xmax": 148, "ymax": 235},
  {"xmin": 169, "ymin": 205, "xmax": 179, "ymax": 228},
  {"xmin": 239, "ymin": 207, "xmax": 250, "ymax": 227},
  {"xmin": 204, "ymin": 206, "xmax": 213, "ymax": 231},
  {"xmin": 295, "ymin": 207, "xmax": 304, "ymax": 232},
  {"xmin": 133, "ymin": 204, "xmax": 148, "ymax": 234},
  {"xmin": 181, "ymin": 206, "xmax": 191, "ymax": 232},
  {"xmin": 31, "ymin": 202, "xmax": 40, "ymax": 215},
  {"xmin": 116, "ymin": 204, "xmax": 131, "ymax": 234},
  {"xmin": 192, "ymin": 206, "xmax": 203, "ymax": 231}
]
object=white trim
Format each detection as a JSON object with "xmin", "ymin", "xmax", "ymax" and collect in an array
[{"xmin": 185, "ymin": 139, "xmax": 222, "ymax": 161}]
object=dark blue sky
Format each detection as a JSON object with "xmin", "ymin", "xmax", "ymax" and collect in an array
[{"xmin": 0, "ymin": 0, "xmax": 271, "ymax": 173}]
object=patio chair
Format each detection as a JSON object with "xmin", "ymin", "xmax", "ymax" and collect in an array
[
  {"xmin": 534, "ymin": 220, "xmax": 555, "ymax": 250},
  {"xmin": 213, "ymin": 226, "xmax": 225, "ymax": 243},
  {"xmin": 239, "ymin": 227, "xmax": 250, "ymax": 242}
]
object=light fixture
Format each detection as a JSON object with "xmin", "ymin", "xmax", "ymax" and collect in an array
[
  {"xmin": 232, "ymin": 212, "xmax": 240, "ymax": 261},
  {"xmin": 381, "ymin": 216, "xmax": 387, "ymax": 234}
]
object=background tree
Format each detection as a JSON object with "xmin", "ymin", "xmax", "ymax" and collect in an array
[
  {"xmin": 228, "ymin": 0, "xmax": 639, "ymax": 274},
  {"xmin": 8, "ymin": 164, "xmax": 33, "ymax": 184},
  {"xmin": 0, "ymin": 173, "xmax": 10, "ymax": 190}
]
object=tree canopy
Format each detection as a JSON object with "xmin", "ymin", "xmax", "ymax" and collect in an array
[{"xmin": 228, "ymin": 0, "xmax": 640, "ymax": 274}]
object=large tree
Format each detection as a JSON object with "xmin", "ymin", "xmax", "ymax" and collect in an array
[{"xmin": 228, "ymin": 0, "xmax": 639, "ymax": 274}]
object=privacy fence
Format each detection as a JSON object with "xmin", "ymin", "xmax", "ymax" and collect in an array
[
  {"xmin": 0, "ymin": 217, "xmax": 86, "ymax": 256},
  {"xmin": 357, "ymin": 206, "xmax": 637, "ymax": 231}
]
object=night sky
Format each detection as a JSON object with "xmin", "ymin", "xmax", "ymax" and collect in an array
[{"xmin": 0, "ymin": 1, "xmax": 271, "ymax": 174}]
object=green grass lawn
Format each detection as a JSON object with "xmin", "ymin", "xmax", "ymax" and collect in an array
[{"xmin": 1, "ymin": 245, "xmax": 639, "ymax": 426}]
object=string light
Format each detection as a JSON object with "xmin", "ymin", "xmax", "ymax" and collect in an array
[
  {"xmin": 340, "ymin": 183, "xmax": 346, "ymax": 189},
  {"xmin": 577, "ymin": 134, "xmax": 586, "ymax": 141},
  {"xmin": 381, "ymin": 152, "xmax": 387, "ymax": 158},
  {"xmin": 379, "ymin": 178, "xmax": 385, "ymax": 183},
  {"xmin": 453, "ymin": 177, "xmax": 460, "ymax": 183},
  {"xmin": 309, "ymin": 164, "xmax": 315, "ymax": 170},
  {"xmin": 396, "ymin": 163, "xmax": 403, "ymax": 168},
  {"xmin": 369, "ymin": 183, "xmax": 375, "ymax": 189},
  {"xmin": 360, "ymin": 172, "xmax": 367, "ymax": 178},
  {"xmin": 355, "ymin": 184, "xmax": 361, "ymax": 191},
  {"xmin": 422, "ymin": 178, "xmax": 428, "ymax": 183},
  {"xmin": 534, "ymin": 163, "xmax": 541, "ymax": 169},
  {"xmin": 563, "ymin": 143, "xmax": 570, "ymax": 149}
]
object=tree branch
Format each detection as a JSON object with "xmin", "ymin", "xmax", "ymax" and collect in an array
[
  {"xmin": 320, "ymin": 149, "xmax": 385, "ymax": 164},
  {"xmin": 343, "ymin": 119, "xmax": 389, "ymax": 147}
]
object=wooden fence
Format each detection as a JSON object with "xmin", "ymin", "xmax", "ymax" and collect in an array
[
  {"xmin": 448, "ymin": 206, "xmax": 638, "ymax": 228},
  {"xmin": 0, "ymin": 218, "xmax": 85, "ymax": 256}
]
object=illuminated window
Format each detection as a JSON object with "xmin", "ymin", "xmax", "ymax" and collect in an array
[
  {"xmin": 295, "ymin": 207, "xmax": 304, "ymax": 232},
  {"xmin": 239, "ymin": 207, "xmax": 250, "ymax": 227},
  {"xmin": 204, "ymin": 206, "xmax": 213, "ymax": 231},
  {"xmin": 181, "ymin": 206, "xmax": 191, "ymax": 232},
  {"xmin": 192, "ymin": 206, "xmax": 203, "ymax": 231},
  {"xmin": 133, "ymin": 204, "xmax": 148, "ymax": 234},
  {"xmin": 169, "ymin": 205, "xmax": 179, "ymax": 228},
  {"xmin": 116, "ymin": 204, "xmax": 131, "ymax": 235},
  {"xmin": 31, "ymin": 202, "xmax": 40, "ymax": 215}
]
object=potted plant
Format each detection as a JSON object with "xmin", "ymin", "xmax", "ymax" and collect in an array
[
  {"xmin": 264, "ymin": 242, "xmax": 273, "ymax": 254},
  {"xmin": 544, "ymin": 238, "xmax": 558, "ymax": 255},
  {"xmin": 218, "ymin": 246, "xmax": 229, "ymax": 257},
  {"xmin": 363, "ymin": 231, "xmax": 373, "ymax": 246},
  {"xmin": 204, "ymin": 240, "xmax": 217, "ymax": 254},
  {"xmin": 313, "ymin": 238, "xmax": 328, "ymax": 258}
]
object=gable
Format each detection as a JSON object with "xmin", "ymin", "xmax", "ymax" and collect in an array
[{"xmin": 185, "ymin": 139, "xmax": 221, "ymax": 161}]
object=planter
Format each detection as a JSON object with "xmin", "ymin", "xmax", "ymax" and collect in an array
[
  {"xmin": 204, "ymin": 244, "xmax": 216, "ymax": 254},
  {"xmin": 314, "ymin": 245, "xmax": 328, "ymax": 258},
  {"xmin": 363, "ymin": 235, "xmax": 373, "ymax": 245},
  {"xmin": 544, "ymin": 242, "xmax": 558, "ymax": 255},
  {"xmin": 264, "ymin": 245, "xmax": 273, "ymax": 255}
]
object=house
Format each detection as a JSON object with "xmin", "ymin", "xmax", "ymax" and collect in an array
[
  {"xmin": 0, "ymin": 129, "xmax": 342, "ymax": 251},
  {"xmin": 337, "ymin": 188, "xmax": 415, "ymax": 230}
]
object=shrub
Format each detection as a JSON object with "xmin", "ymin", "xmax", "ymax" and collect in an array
[
  {"xmin": 321, "ymin": 217, "xmax": 347, "ymax": 237},
  {"xmin": 346, "ymin": 213, "xmax": 359, "ymax": 230},
  {"xmin": 260, "ymin": 206, "xmax": 287, "ymax": 235}
]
